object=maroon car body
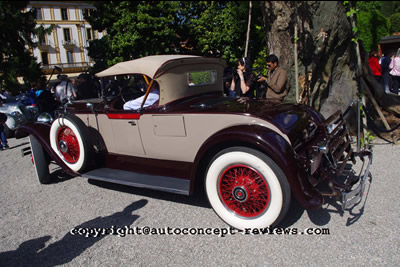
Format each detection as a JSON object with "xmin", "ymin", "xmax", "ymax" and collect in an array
[{"xmin": 18, "ymin": 55, "xmax": 372, "ymax": 229}]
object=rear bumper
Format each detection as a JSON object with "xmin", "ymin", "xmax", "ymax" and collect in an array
[
  {"xmin": 298, "ymin": 109, "xmax": 374, "ymax": 210},
  {"xmin": 341, "ymin": 149, "xmax": 372, "ymax": 210}
]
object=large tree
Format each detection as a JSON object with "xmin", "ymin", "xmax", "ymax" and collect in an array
[
  {"xmin": 0, "ymin": 1, "xmax": 44, "ymax": 94},
  {"xmin": 259, "ymin": 1, "xmax": 400, "ymax": 120}
]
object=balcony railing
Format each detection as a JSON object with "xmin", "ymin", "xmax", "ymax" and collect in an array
[
  {"xmin": 38, "ymin": 40, "xmax": 54, "ymax": 51},
  {"xmin": 62, "ymin": 39, "xmax": 77, "ymax": 48},
  {"xmin": 41, "ymin": 62, "xmax": 93, "ymax": 74}
]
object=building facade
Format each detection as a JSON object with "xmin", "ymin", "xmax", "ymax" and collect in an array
[{"xmin": 26, "ymin": 1, "xmax": 105, "ymax": 80}]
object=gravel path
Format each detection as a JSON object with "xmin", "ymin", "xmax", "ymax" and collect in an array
[{"xmin": 0, "ymin": 136, "xmax": 399, "ymax": 266}]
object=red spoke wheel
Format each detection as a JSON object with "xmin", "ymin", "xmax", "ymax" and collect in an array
[
  {"xmin": 50, "ymin": 115, "xmax": 92, "ymax": 172},
  {"xmin": 205, "ymin": 147, "xmax": 290, "ymax": 230},
  {"xmin": 219, "ymin": 165, "xmax": 270, "ymax": 218},
  {"xmin": 56, "ymin": 126, "xmax": 80, "ymax": 163}
]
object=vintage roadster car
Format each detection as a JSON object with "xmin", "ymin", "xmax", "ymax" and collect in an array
[{"xmin": 17, "ymin": 55, "xmax": 372, "ymax": 229}]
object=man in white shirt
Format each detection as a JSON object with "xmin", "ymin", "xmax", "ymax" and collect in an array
[
  {"xmin": 123, "ymin": 85, "xmax": 159, "ymax": 110},
  {"xmin": 54, "ymin": 75, "xmax": 77, "ymax": 103}
]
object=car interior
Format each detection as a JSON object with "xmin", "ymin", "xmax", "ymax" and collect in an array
[{"xmin": 108, "ymin": 74, "xmax": 159, "ymax": 111}]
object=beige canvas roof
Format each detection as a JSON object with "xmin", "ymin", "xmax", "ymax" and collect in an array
[
  {"xmin": 95, "ymin": 55, "xmax": 225, "ymax": 79},
  {"xmin": 96, "ymin": 55, "xmax": 226, "ymax": 106}
]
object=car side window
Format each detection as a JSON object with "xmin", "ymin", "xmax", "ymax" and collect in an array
[{"xmin": 187, "ymin": 70, "xmax": 217, "ymax": 87}]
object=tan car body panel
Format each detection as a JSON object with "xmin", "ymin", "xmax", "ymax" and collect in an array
[{"xmin": 79, "ymin": 113, "xmax": 290, "ymax": 162}]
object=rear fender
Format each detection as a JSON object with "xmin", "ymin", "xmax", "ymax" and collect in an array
[
  {"xmin": 192, "ymin": 125, "xmax": 323, "ymax": 210},
  {"xmin": 16, "ymin": 122, "xmax": 79, "ymax": 176}
]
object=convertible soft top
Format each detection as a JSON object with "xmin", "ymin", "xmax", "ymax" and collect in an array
[
  {"xmin": 95, "ymin": 55, "xmax": 226, "ymax": 79},
  {"xmin": 96, "ymin": 55, "xmax": 226, "ymax": 105}
]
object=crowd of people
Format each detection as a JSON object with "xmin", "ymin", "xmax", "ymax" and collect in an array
[
  {"xmin": 27, "ymin": 73, "xmax": 102, "ymax": 115},
  {"xmin": 368, "ymin": 48, "xmax": 400, "ymax": 95}
]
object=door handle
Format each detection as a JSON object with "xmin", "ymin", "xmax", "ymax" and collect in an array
[{"xmin": 128, "ymin": 121, "xmax": 136, "ymax": 126}]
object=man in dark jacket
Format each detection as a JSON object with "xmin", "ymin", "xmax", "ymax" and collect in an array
[{"xmin": 257, "ymin": 54, "xmax": 288, "ymax": 102}]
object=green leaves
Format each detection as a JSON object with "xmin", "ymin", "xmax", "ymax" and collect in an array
[
  {"xmin": 86, "ymin": 1, "xmax": 184, "ymax": 72},
  {"xmin": 357, "ymin": 10, "xmax": 390, "ymax": 51},
  {"xmin": 0, "ymin": 1, "xmax": 44, "ymax": 93},
  {"xmin": 343, "ymin": 1, "xmax": 390, "ymax": 50},
  {"xmin": 86, "ymin": 1, "xmax": 266, "ymax": 72},
  {"xmin": 389, "ymin": 13, "xmax": 400, "ymax": 34}
]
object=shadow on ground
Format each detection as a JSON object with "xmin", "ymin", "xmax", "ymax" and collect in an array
[
  {"xmin": 0, "ymin": 199, "xmax": 147, "ymax": 267},
  {"xmin": 87, "ymin": 177, "xmax": 211, "ymax": 209}
]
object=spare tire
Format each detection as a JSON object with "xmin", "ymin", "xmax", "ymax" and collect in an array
[{"xmin": 50, "ymin": 114, "xmax": 92, "ymax": 172}]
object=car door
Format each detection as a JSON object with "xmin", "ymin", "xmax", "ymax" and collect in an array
[
  {"xmin": 100, "ymin": 112, "xmax": 146, "ymax": 156},
  {"xmin": 138, "ymin": 113, "xmax": 188, "ymax": 161}
]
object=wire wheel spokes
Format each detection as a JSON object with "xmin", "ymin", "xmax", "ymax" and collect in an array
[
  {"xmin": 56, "ymin": 126, "xmax": 80, "ymax": 163},
  {"xmin": 218, "ymin": 165, "xmax": 270, "ymax": 218}
]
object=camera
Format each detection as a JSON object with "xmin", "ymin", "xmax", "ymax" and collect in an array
[{"xmin": 256, "ymin": 73, "xmax": 264, "ymax": 80}]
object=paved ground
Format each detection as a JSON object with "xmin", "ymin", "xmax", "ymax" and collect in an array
[{"xmin": 0, "ymin": 136, "xmax": 399, "ymax": 266}]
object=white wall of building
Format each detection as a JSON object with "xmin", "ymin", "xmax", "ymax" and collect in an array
[{"xmin": 27, "ymin": 1, "xmax": 105, "ymax": 75}]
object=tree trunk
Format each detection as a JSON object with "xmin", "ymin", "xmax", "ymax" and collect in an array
[
  {"xmin": 259, "ymin": 1, "xmax": 399, "ymax": 120},
  {"xmin": 245, "ymin": 1, "xmax": 252, "ymax": 58}
]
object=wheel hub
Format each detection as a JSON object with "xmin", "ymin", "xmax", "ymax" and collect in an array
[
  {"xmin": 59, "ymin": 140, "xmax": 68, "ymax": 153},
  {"xmin": 232, "ymin": 186, "xmax": 248, "ymax": 202}
]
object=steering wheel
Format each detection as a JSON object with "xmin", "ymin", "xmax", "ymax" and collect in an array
[{"xmin": 120, "ymin": 86, "xmax": 144, "ymax": 103}]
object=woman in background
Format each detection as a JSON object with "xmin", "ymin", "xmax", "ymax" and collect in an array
[
  {"xmin": 229, "ymin": 57, "xmax": 256, "ymax": 98},
  {"xmin": 389, "ymin": 48, "xmax": 400, "ymax": 95},
  {"xmin": 368, "ymin": 50, "xmax": 382, "ymax": 84}
]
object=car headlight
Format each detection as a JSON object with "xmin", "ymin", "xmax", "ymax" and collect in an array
[
  {"xmin": 37, "ymin": 112, "xmax": 54, "ymax": 124},
  {"xmin": 11, "ymin": 111, "xmax": 21, "ymax": 116},
  {"xmin": 10, "ymin": 111, "xmax": 23, "ymax": 121}
]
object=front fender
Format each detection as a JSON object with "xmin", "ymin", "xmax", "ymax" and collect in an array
[
  {"xmin": 16, "ymin": 122, "xmax": 79, "ymax": 176},
  {"xmin": 192, "ymin": 124, "xmax": 323, "ymax": 210}
]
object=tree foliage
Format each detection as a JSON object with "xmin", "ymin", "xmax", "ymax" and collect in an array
[
  {"xmin": 85, "ymin": 1, "xmax": 265, "ymax": 73},
  {"xmin": 389, "ymin": 13, "xmax": 400, "ymax": 33},
  {"xmin": 86, "ymin": 1, "xmax": 183, "ymax": 68},
  {"xmin": 355, "ymin": 1, "xmax": 390, "ymax": 53},
  {"xmin": 381, "ymin": 1, "xmax": 400, "ymax": 17},
  {"xmin": 0, "ymin": 1, "xmax": 45, "ymax": 94}
]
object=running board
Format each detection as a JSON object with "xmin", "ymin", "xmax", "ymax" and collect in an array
[{"xmin": 82, "ymin": 168, "xmax": 190, "ymax": 195}]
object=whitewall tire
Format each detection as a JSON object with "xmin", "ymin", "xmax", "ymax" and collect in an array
[
  {"xmin": 205, "ymin": 147, "xmax": 290, "ymax": 230},
  {"xmin": 50, "ymin": 115, "xmax": 91, "ymax": 172}
]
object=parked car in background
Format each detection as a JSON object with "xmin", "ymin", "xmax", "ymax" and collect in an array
[
  {"xmin": 17, "ymin": 55, "xmax": 372, "ymax": 230},
  {"xmin": 0, "ymin": 100, "xmax": 38, "ymax": 138}
]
